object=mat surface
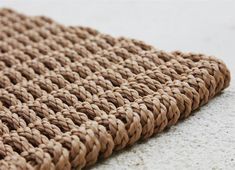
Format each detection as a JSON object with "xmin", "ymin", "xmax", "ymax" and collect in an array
[{"xmin": 0, "ymin": 8, "xmax": 231, "ymax": 169}]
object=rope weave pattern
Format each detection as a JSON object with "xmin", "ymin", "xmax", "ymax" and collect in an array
[{"xmin": 0, "ymin": 8, "xmax": 230, "ymax": 170}]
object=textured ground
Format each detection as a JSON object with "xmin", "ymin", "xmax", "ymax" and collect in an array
[{"xmin": 0, "ymin": 0, "xmax": 235, "ymax": 169}]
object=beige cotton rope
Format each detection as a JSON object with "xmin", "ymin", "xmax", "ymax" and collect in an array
[{"xmin": 0, "ymin": 8, "xmax": 231, "ymax": 170}]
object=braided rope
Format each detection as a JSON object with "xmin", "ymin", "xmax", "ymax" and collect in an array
[{"xmin": 0, "ymin": 8, "xmax": 230, "ymax": 169}]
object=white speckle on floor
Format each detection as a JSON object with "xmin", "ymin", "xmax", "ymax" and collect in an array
[{"xmin": 1, "ymin": 0, "xmax": 234, "ymax": 169}]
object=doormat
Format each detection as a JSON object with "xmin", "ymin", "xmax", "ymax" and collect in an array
[{"xmin": 0, "ymin": 8, "xmax": 230, "ymax": 169}]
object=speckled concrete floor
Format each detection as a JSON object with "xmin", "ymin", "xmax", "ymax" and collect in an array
[{"xmin": 1, "ymin": 0, "xmax": 235, "ymax": 169}]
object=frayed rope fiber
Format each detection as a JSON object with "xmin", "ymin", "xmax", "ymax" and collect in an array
[{"xmin": 0, "ymin": 8, "xmax": 231, "ymax": 170}]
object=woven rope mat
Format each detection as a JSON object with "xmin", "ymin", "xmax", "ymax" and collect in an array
[{"xmin": 0, "ymin": 8, "xmax": 231, "ymax": 170}]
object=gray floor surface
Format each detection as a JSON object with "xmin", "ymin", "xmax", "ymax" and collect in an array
[{"xmin": 0, "ymin": 1, "xmax": 234, "ymax": 169}]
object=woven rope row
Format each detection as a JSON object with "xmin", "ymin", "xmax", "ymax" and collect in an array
[{"xmin": 0, "ymin": 8, "xmax": 230, "ymax": 169}]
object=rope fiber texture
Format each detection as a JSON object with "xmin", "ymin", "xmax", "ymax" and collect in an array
[{"xmin": 0, "ymin": 8, "xmax": 231, "ymax": 170}]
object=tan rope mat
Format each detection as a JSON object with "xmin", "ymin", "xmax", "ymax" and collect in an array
[{"xmin": 0, "ymin": 8, "xmax": 231, "ymax": 169}]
